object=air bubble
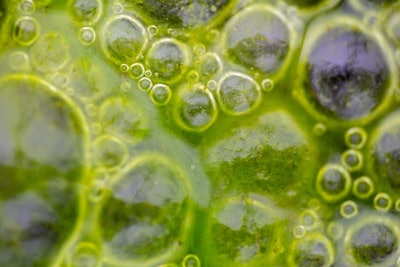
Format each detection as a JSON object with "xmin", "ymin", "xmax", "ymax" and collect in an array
[
  {"xmin": 352, "ymin": 176, "xmax": 374, "ymax": 199},
  {"xmin": 93, "ymin": 135, "xmax": 128, "ymax": 170},
  {"xmin": 68, "ymin": 0, "xmax": 102, "ymax": 24},
  {"xmin": 340, "ymin": 200, "xmax": 358, "ymax": 219},
  {"xmin": 344, "ymin": 127, "xmax": 367, "ymax": 149},
  {"xmin": 120, "ymin": 81, "xmax": 131, "ymax": 92},
  {"xmin": 112, "ymin": 2, "xmax": 123, "ymax": 13},
  {"xmin": 293, "ymin": 225, "xmax": 306, "ymax": 238},
  {"xmin": 174, "ymin": 84, "xmax": 218, "ymax": 132},
  {"xmin": 187, "ymin": 70, "xmax": 199, "ymax": 83},
  {"xmin": 182, "ymin": 254, "xmax": 201, "ymax": 267},
  {"xmin": 374, "ymin": 193, "xmax": 392, "ymax": 211},
  {"xmin": 102, "ymin": 15, "xmax": 148, "ymax": 65},
  {"xmin": 19, "ymin": 0, "xmax": 35, "ymax": 14},
  {"xmin": 9, "ymin": 51, "xmax": 30, "ymax": 71},
  {"xmin": 150, "ymin": 84, "xmax": 171, "ymax": 106},
  {"xmin": 78, "ymin": 27, "xmax": 96, "ymax": 45},
  {"xmin": 298, "ymin": 210, "xmax": 319, "ymax": 230},
  {"xmin": 207, "ymin": 80, "xmax": 217, "ymax": 91},
  {"xmin": 341, "ymin": 149, "xmax": 363, "ymax": 171},
  {"xmin": 313, "ymin": 123, "xmax": 326, "ymax": 136},
  {"xmin": 198, "ymin": 53, "xmax": 222, "ymax": 78},
  {"xmin": 144, "ymin": 70, "xmax": 152, "ymax": 77},
  {"xmin": 193, "ymin": 44, "xmax": 206, "ymax": 56},
  {"xmin": 51, "ymin": 72, "xmax": 69, "ymax": 88},
  {"xmin": 120, "ymin": 63, "xmax": 129, "ymax": 73},
  {"xmin": 207, "ymin": 29, "xmax": 220, "ymax": 42},
  {"xmin": 222, "ymin": 4, "xmax": 292, "ymax": 74},
  {"xmin": 217, "ymin": 72, "xmax": 262, "ymax": 116},
  {"xmin": 146, "ymin": 38, "xmax": 191, "ymax": 83},
  {"xmin": 138, "ymin": 77, "xmax": 153, "ymax": 92},
  {"xmin": 85, "ymin": 104, "xmax": 97, "ymax": 116},
  {"xmin": 30, "ymin": 32, "xmax": 70, "ymax": 73},
  {"xmin": 69, "ymin": 242, "xmax": 101, "ymax": 267},
  {"xmin": 327, "ymin": 222, "xmax": 343, "ymax": 240},
  {"xmin": 13, "ymin": 16, "xmax": 40, "ymax": 46},
  {"xmin": 148, "ymin": 25, "xmax": 158, "ymax": 36},
  {"xmin": 129, "ymin": 63, "xmax": 145, "ymax": 78},
  {"xmin": 261, "ymin": 79, "xmax": 274, "ymax": 92},
  {"xmin": 316, "ymin": 164, "xmax": 351, "ymax": 202}
]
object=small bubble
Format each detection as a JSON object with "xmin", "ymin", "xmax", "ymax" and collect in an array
[
  {"xmin": 353, "ymin": 176, "xmax": 374, "ymax": 199},
  {"xmin": 78, "ymin": 27, "xmax": 96, "ymax": 45},
  {"xmin": 69, "ymin": 242, "xmax": 101, "ymax": 267},
  {"xmin": 345, "ymin": 127, "xmax": 367, "ymax": 149},
  {"xmin": 120, "ymin": 63, "xmax": 129, "ymax": 73},
  {"xmin": 298, "ymin": 210, "xmax": 319, "ymax": 230},
  {"xmin": 93, "ymin": 135, "xmax": 128, "ymax": 170},
  {"xmin": 340, "ymin": 200, "xmax": 358, "ymax": 219},
  {"xmin": 327, "ymin": 222, "xmax": 343, "ymax": 240},
  {"xmin": 150, "ymin": 84, "xmax": 171, "ymax": 106},
  {"xmin": 182, "ymin": 254, "xmax": 201, "ymax": 267},
  {"xmin": 120, "ymin": 81, "xmax": 131, "ymax": 92},
  {"xmin": 373, "ymin": 193, "xmax": 392, "ymax": 212},
  {"xmin": 13, "ymin": 16, "xmax": 40, "ymax": 46},
  {"xmin": 85, "ymin": 104, "xmax": 98, "ymax": 117},
  {"xmin": 144, "ymin": 70, "xmax": 152, "ymax": 77},
  {"xmin": 207, "ymin": 80, "xmax": 217, "ymax": 91},
  {"xmin": 261, "ymin": 78, "xmax": 274, "ymax": 92},
  {"xmin": 316, "ymin": 164, "xmax": 351, "ymax": 202},
  {"xmin": 69, "ymin": 0, "xmax": 102, "ymax": 24},
  {"xmin": 341, "ymin": 149, "xmax": 363, "ymax": 171},
  {"xmin": 19, "ymin": 0, "xmax": 35, "ymax": 14},
  {"xmin": 293, "ymin": 225, "xmax": 306, "ymax": 238},
  {"xmin": 52, "ymin": 73, "xmax": 69, "ymax": 88},
  {"xmin": 207, "ymin": 29, "xmax": 220, "ymax": 42},
  {"xmin": 89, "ymin": 170, "xmax": 109, "ymax": 202},
  {"xmin": 129, "ymin": 63, "xmax": 145, "ymax": 79},
  {"xmin": 198, "ymin": 53, "xmax": 222, "ymax": 78},
  {"xmin": 193, "ymin": 43, "xmax": 206, "ymax": 56},
  {"xmin": 313, "ymin": 123, "xmax": 326, "ymax": 136},
  {"xmin": 148, "ymin": 25, "xmax": 158, "ymax": 35},
  {"xmin": 187, "ymin": 70, "xmax": 199, "ymax": 83},
  {"xmin": 9, "ymin": 51, "xmax": 30, "ymax": 71},
  {"xmin": 138, "ymin": 77, "xmax": 153, "ymax": 92},
  {"xmin": 112, "ymin": 3, "xmax": 124, "ymax": 13}
]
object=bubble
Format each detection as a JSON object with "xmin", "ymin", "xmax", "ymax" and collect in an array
[
  {"xmin": 85, "ymin": 104, "xmax": 97, "ymax": 116},
  {"xmin": 327, "ymin": 222, "xmax": 343, "ymax": 240},
  {"xmin": 316, "ymin": 164, "xmax": 351, "ymax": 202},
  {"xmin": 129, "ymin": 63, "xmax": 145, "ymax": 78},
  {"xmin": 198, "ymin": 53, "xmax": 222, "ymax": 78},
  {"xmin": 150, "ymin": 84, "xmax": 171, "ymax": 106},
  {"xmin": 182, "ymin": 254, "xmax": 201, "ymax": 267},
  {"xmin": 112, "ymin": 2, "xmax": 124, "ymax": 13},
  {"xmin": 69, "ymin": 242, "xmax": 101, "ymax": 267},
  {"xmin": 302, "ymin": 22, "xmax": 391, "ymax": 120},
  {"xmin": 207, "ymin": 80, "xmax": 217, "ymax": 91},
  {"xmin": 93, "ymin": 135, "xmax": 128, "ymax": 170},
  {"xmin": 396, "ymin": 199, "xmax": 400, "ymax": 212},
  {"xmin": 30, "ymin": 32, "xmax": 70, "ymax": 73},
  {"xmin": 78, "ymin": 27, "xmax": 96, "ymax": 45},
  {"xmin": 19, "ymin": 0, "xmax": 35, "ymax": 14},
  {"xmin": 120, "ymin": 81, "xmax": 131, "ymax": 92},
  {"xmin": 374, "ymin": 192, "xmax": 392, "ymax": 211},
  {"xmin": 261, "ymin": 79, "xmax": 274, "ymax": 92},
  {"xmin": 13, "ymin": 16, "xmax": 40, "ymax": 46},
  {"xmin": 148, "ymin": 25, "xmax": 158, "ymax": 36},
  {"xmin": 207, "ymin": 29, "xmax": 220, "ymax": 42},
  {"xmin": 344, "ymin": 127, "xmax": 367, "ymax": 149},
  {"xmin": 101, "ymin": 15, "xmax": 148, "ymax": 65},
  {"xmin": 340, "ymin": 200, "xmax": 358, "ymax": 219},
  {"xmin": 138, "ymin": 77, "xmax": 153, "ymax": 92},
  {"xmin": 289, "ymin": 233, "xmax": 334, "ymax": 267},
  {"xmin": 146, "ymin": 38, "xmax": 191, "ymax": 83},
  {"xmin": 345, "ymin": 217, "xmax": 399, "ymax": 265},
  {"xmin": 99, "ymin": 96, "xmax": 148, "ymax": 143},
  {"xmin": 341, "ymin": 149, "xmax": 363, "ymax": 171},
  {"xmin": 68, "ymin": 0, "xmax": 102, "ymax": 24},
  {"xmin": 293, "ymin": 225, "xmax": 306, "ymax": 238},
  {"xmin": 174, "ymin": 83, "xmax": 218, "ymax": 132},
  {"xmin": 352, "ymin": 176, "xmax": 374, "ymax": 199},
  {"xmin": 193, "ymin": 44, "xmax": 206, "ymax": 56},
  {"xmin": 385, "ymin": 4, "xmax": 400, "ymax": 45},
  {"xmin": 120, "ymin": 63, "xmax": 129, "ymax": 73},
  {"xmin": 144, "ymin": 69, "xmax": 152, "ymax": 77},
  {"xmin": 222, "ymin": 4, "xmax": 292, "ymax": 74},
  {"xmin": 313, "ymin": 123, "xmax": 326, "ymax": 136},
  {"xmin": 298, "ymin": 210, "xmax": 319, "ymax": 230},
  {"xmin": 9, "ymin": 51, "xmax": 30, "ymax": 71},
  {"xmin": 187, "ymin": 70, "xmax": 199, "ymax": 83},
  {"xmin": 99, "ymin": 155, "xmax": 190, "ymax": 262},
  {"xmin": 217, "ymin": 72, "xmax": 262, "ymax": 116}
]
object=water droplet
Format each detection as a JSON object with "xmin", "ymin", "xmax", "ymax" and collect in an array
[
  {"xmin": 13, "ymin": 16, "xmax": 40, "ymax": 46},
  {"xmin": 93, "ymin": 135, "xmax": 128, "ymax": 170},
  {"xmin": 316, "ymin": 164, "xmax": 351, "ymax": 202},
  {"xmin": 150, "ymin": 84, "xmax": 171, "ymax": 106},
  {"xmin": 373, "ymin": 192, "xmax": 392, "ymax": 212},
  {"xmin": 129, "ymin": 63, "xmax": 145, "ymax": 78},
  {"xmin": 352, "ymin": 176, "xmax": 374, "ymax": 199},
  {"xmin": 313, "ymin": 123, "xmax": 326, "ymax": 136},
  {"xmin": 340, "ymin": 200, "xmax": 358, "ymax": 219},
  {"xmin": 51, "ymin": 72, "xmax": 69, "ymax": 88},
  {"xmin": 68, "ymin": 0, "xmax": 103, "ymax": 24},
  {"xmin": 78, "ymin": 27, "xmax": 96, "ymax": 45},
  {"xmin": 182, "ymin": 254, "xmax": 201, "ymax": 267},
  {"xmin": 148, "ymin": 25, "xmax": 158, "ymax": 36},
  {"xmin": 69, "ymin": 242, "xmax": 101, "ymax": 267},
  {"xmin": 19, "ymin": 0, "xmax": 35, "ymax": 14},
  {"xmin": 341, "ymin": 149, "xmax": 363, "ymax": 171},
  {"xmin": 138, "ymin": 77, "xmax": 153, "ymax": 92},
  {"xmin": 120, "ymin": 63, "xmax": 129, "ymax": 73},
  {"xmin": 344, "ymin": 127, "xmax": 367, "ymax": 149},
  {"xmin": 9, "ymin": 51, "xmax": 30, "ymax": 71},
  {"xmin": 217, "ymin": 72, "xmax": 262, "ymax": 116}
]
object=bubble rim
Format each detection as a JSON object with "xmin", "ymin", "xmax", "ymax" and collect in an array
[{"xmin": 315, "ymin": 164, "xmax": 352, "ymax": 202}]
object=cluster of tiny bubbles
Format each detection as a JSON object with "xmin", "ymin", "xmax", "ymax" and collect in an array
[
  {"xmin": 341, "ymin": 149, "xmax": 363, "ymax": 172},
  {"xmin": 148, "ymin": 25, "xmax": 158, "ymax": 36},
  {"xmin": 352, "ymin": 176, "xmax": 374, "ymax": 199},
  {"xmin": 344, "ymin": 127, "xmax": 367, "ymax": 149},
  {"xmin": 312, "ymin": 122, "xmax": 327, "ymax": 137},
  {"xmin": 78, "ymin": 27, "xmax": 96, "ymax": 46},
  {"xmin": 68, "ymin": 0, "xmax": 103, "ymax": 25},
  {"xmin": 150, "ymin": 84, "xmax": 172, "ymax": 106},
  {"xmin": 18, "ymin": 0, "xmax": 35, "ymax": 15},
  {"xmin": 13, "ymin": 16, "xmax": 40, "ymax": 46},
  {"xmin": 9, "ymin": 51, "xmax": 30, "ymax": 71},
  {"xmin": 67, "ymin": 242, "xmax": 101, "ymax": 267},
  {"xmin": 373, "ymin": 192, "xmax": 392, "ymax": 212},
  {"xmin": 340, "ymin": 200, "xmax": 358, "ymax": 219},
  {"xmin": 138, "ymin": 77, "xmax": 153, "ymax": 92},
  {"xmin": 298, "ymin": 210, "xmax": 320, "ymax": 230},
  {"xmin": 85, "ymin": 103, "xmax": 98, "ymax": 117},
  {"xmin": 182, "ymin": 254, "xmax": 201, "ymax": 267},
  {"xmin": 216, "ymin": 71, "xmax": 262, "ymax": 116},
  {"xmin": 129, "ymin": 63, "xmax": 145, "ymax": 78},
  {"xmin": 261, "ymin": 78, "xmax": 274, "ymax": 92},
  {"xmin": 92, "ymin": 135, "xmax": 128, "ymax": 170},
  {"xmin": 119, "ymin": 63, "xmax": 129, "ymax": 73},
  {"xmin": 120, "ymin": 81, "xmax": 131, "ymax": 92},
  {"xmin": 316, "ymin": 164, "xmax": 352, "ymax": 202}
]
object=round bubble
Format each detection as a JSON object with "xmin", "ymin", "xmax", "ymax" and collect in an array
[
  {"xmin": 374, "ymin": 192, "xmax": 392, "ymax": 211},
  {"xmin": 101, "ymin": 15, "xmax": 148, "ymax": 65},
  {"xmin": 222, "ymin": 4, "xmax": 291, "ymax": 74},
  {"xmin": 69, "ymin": 242, "xmax": 101, "ymax": 267},
  {"xmin": 341, "ymin": 149, "xmax": 363, "ymax": 171},
  {"xmin": 19, "ymin": 0, "xmax": 35, "ymax": 14},
  {"xmin": 174, "ymin": 84, "xmax": 218, "ymax": 132},
  {"xmin": 316, "ymin": 164, "xmax": 351, "ymax": 202},
  {"xmin": 146, "ymin": 38, "xmax": 190, "ymax": 83},
  {"xmin": 13, "ymin": 16, "xmax": 40, "ymax": 46},
  {"xmin": 345, "ymin": 127, "xmax": 367, "ymax": 149},
  {"xmin": 129, "ymin": 63, "xmax": 145, "ymax": 78},
  {"xmin": 217, "ymin": 72, "xmax": 262, "ymax": 115},
  {"xmin": 182, "ymin": 254, "xmax": 201, "ymax": 267},
  {"xmin": 150, "ymin": 84, "xmax": 171, "ymax": 106},
  {"xmin": 9, "ymin": 51, "xmax": 30, "ymax": 71},
  {"xmin": 78, "ymin": 27, "xmax": 96, "ymax": 45},
  {"xmin": 138, "ymin": 77, "xmax": 153, "ymax": 92},
  {"xmin": 353, "ymin": 176, "xmax": 374, "ymax": 199},
  {"xmin": 93, "ymin": 135, "xmax": 128, "ymax": 170},
  {"xmin": 68, "ymin": 0, "xmax": 102, "ymax": 24},
  {"xmin": 304, "ymin": 24, "xmax": 390, "ymax": 120},
  {"xmin": 198, "ymin": 53, "xmax": 222, "ymax": 78},
  {"xmin": 340, "ymin": 200, "xmax": 358, "ymax": 219},
  {"xmin": 30, "ymin": 32, "xmax": 70, "ymax": 73}
]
